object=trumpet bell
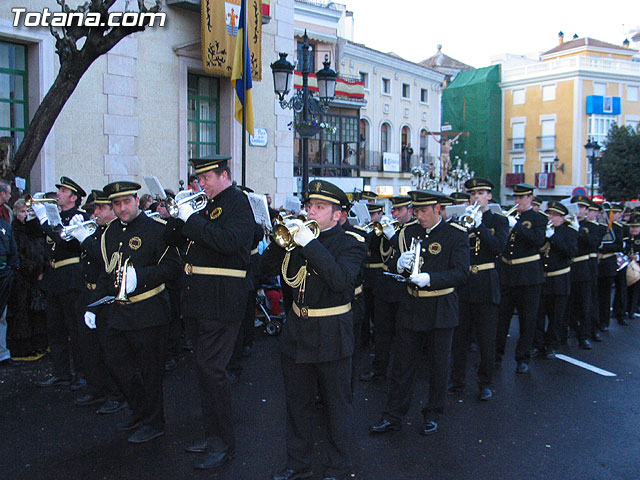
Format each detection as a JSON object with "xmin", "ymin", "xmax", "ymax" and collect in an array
[
  {"xmin": 166, "ymin": 191, "xmax": 208, "ymax": 218},
  {"xmin": 272, "ymin": 220, "xmax": 320, "ymax": 251}
]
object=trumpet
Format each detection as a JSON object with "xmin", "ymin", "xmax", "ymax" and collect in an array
[
  {"xmin": 383, "ymin": 237, "xmax": 422, "ymax": 282},
  {"xmin": 25, "ymin": 193, "xmax": 57, "ymax": 208},
  {"xmin": 364, "ymin": 219, "xmax": 400, "ymax": 236},
  {"xmin": 59, "ymin": 219, "xmax": 99, "ymax": 241},
  {"xmin": 274, "ymin": 213, "xmax": 307, "ymax": 225},
  {"xmin": 503, "ymin": 205, "xmax": 518, "ymax": 216},
  {"xmin": 458, "ymin": 201, "xmax": 481, "ymax": 229},
  {"xmin": 165, "ymin": 190, "xmax": 208, "ymax": 218},
  {"xmin": 272, "ymin": 220, "xmax": 320, "ymax": 251},
  {"xmin": 114, "ymin": 257, "xmax": 132, "ymax": 303}
]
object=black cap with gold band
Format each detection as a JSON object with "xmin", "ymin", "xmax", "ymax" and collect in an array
[
  {"xmin": 103, "ymin": 181, "xmax": 142, "ymax": 200},
  {"xmin": 464, "ymin": 177, "xmax": 494, "ymax": 192},
  {"xmin": 571, "ymin": 195, "xmax": 591, "ymax": 208},
  {"xmin": 306, "ymin": 179, "xmax": 349, "ymax": 206},
  {"xmin": 361, "ymin": 191, "xmax": 378, "ymax": 201},
  {"xmin": 55, "ymin": 176, "xmax": 86, "ymax": 198},
  {"xmin": 437, "ymin": 195, "xmax": 455, "ymax": 207},
  {"xmin": 390, "ymin": 196, "xmax": 411, "ymax": 208},
  {"xmin": 367, "ymin": 203, "xmax": 384, "ymax": 214},
  {"xmin": 511, "ymin": 183, "xmax": 536, "ymax": 196},
  {"xmin": 532, "ymin": 196, "xmax": 543, "ymax": 207},
  {"xmin": 450, "ymin": 191, "xmax": 470, "ymax": 204},
  {"xmin": 408, "ymin": 190, "xmax": 442, "ymax": 207},
  {"xmin": 628, "ymin": 214, "xmax": 640, "ymax": 227},
  {"xmin": 610, "ymin": 203, "xmax": 624, "ymax": 213},
  {"xmin": 84, "ymin": 189, "xmax": 110, "ymax": 207},
  {"xmin": 546, "ymin": 201, "xmax": 568, "ymax": 216},
  {"xmin": 189, "ymin": 155, "xmax": 232, "ymax": 175}
]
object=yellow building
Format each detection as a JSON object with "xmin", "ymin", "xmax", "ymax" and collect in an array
[{"xmin": 497, "ymin": 33, "xmax": 640, "ymax": 201}]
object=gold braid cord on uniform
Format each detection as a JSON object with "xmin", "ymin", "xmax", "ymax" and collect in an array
[
  {"xmin": 281, "ymin": 251, "xmax": 309, "ymax": 305},
  {"xmin": 379, "ymin": 238, "xmax": 393, "ymax": 263},
  {"xmin": 101, "ymin": 222, "xmax": 121, "ymax": 274}
]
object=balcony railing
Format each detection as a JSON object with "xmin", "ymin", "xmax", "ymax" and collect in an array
[
  {"xmin": 505, "ymin": 173, "xmax": 525, "ymax": 187},
  {"xmin": 358, "ymin": 150, "xmax": 417, "ymax": 173},
  {"xmin": 536, "ymin": 135, "xmax": 555, "ymax": 151},
  {"xmin": 508, "ymin": 138, "xmax": 525, "ymax": 152},
  {"xmin": 502, "ymin": 55, "xmax": 640, "ymax": 82}
]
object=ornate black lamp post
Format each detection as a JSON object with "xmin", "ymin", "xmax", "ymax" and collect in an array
[
  {"xmin": 584, "ymin": 139, "xmax": 601, "ymax": 198},
  {"xmin": 270, "ymin": 31, "xmax": 337, "ymax": 190}
]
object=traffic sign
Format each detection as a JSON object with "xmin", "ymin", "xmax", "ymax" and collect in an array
[{"xmin": 572, "ymin": 187, "xmax": 587, "ymax": 197}]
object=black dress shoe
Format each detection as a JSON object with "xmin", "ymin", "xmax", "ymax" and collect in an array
[
  {"xmin": 618, "ymin": 318, "xmax": 629, "ymax": 326},
  {"xmin": 194, "ymin": 450, "xmax": 234, "ymax": 470},
  {"xmin": 599, "ymin": 325, "xmax": 609, "ymax": 332},
  {"xmin": 184, "ymin": 441, "xmax": 207, "ymax": 453},
  {"xmin": 116, "ymin": 414, "xmax": 143, "ymax": 431},
  {"xmin": 70, "ymin": 377, "xmax": 87, "ymax": 391},
  {"xmin": 359, "ymin": 370, "xmax": 384, "ymax": 382},
  {"xmin": 74, "ymin": 393, "xmax": 106, "ymax": 406},
  {"xmin": 0, "ymin": 358, "xmax": 24, "ymax": 367},
  {"xmin": 97, "ymin": 400, "xmax": 128, "ymax": 415},
  {"xmin": 420, "ymin": 420, "xmax": 438, "ymax": 435},
  {"xmin": 579, "ymin": 339, "xmax": 593, "ymax": 350},
  {"xmin": 271, "ymin": 467, "xmax": 313, "ymax": 480},
  {"xmin": 36, "ymin": 375, "xmax": 72, "ymax": 388},
  {"xmin": 128, "ymin": 425, "xmax": 165, "ymax": 443},
  {"xmin": 478, "ymin": 388, "xmax": 493, "ymax": 401},
  {"xmin": 516, "ymin": 362, "xmax": 529, "ymax": 374},
  {"xmin": 591, "ymin": 333, "xmax": 603, "ymax": 342},
  {"xmin": 369, "ymin": 419, "xmax": 400, "ymax": 434},
  {"xmin": 544, "ymin": 350, "xmax": 557, "ymax": 359},
  {"xmin": 530, "ymin": 347, "xmax": 542, "ymax": 358},
  {"xmin": 447, "ymin": 385, "xmax": 464, "ymax": 395}
]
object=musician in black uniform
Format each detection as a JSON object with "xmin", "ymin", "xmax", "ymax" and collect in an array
[
  {"xmin": 165, "ymin": 156, "xmax": 254, "ymax": 469},
  {"xmin": 361, "ymin": 203, "xmax": 384, "ymax": 348},
  {"xmin": 597, "ymin": 203, "xmax": 624, "ymax": 331},
  {"xmin": 360, "ymin": 196, "xmax": 413, "ymax": 382},
  {"xmin": 532, "ymin": 202, "xmax": 578, "ymax": 358},
  {"xmin": 369, "ymin": 189, "xmax": 469, "ymax": 436},
  {"xmin": 85, "ymin": 181, "xmax": 182, "ymax": 444},
  {"xmin": 261, "ymin": 180, "xmax": 365, "ymax": 480},
  {"xmin": 567, "ymin": 196, "xmax": 601, "ymax": 348},
  {"xmin": 32, "ymin": 177, "xmax": 88, "ymax": 389},
  {"xmin": 450, "ymin": 191, "xmax": 470, "ymax": 205},
  {"xmin": 496, "ymin": 183, "xmax": 547, "ymax": 374},
  {"xmin": 450, "ymin": 178, "xmax": 507, "ymax": 401},
  {"xmin": 70, "ymin": 190, "xmax": 126, "ymax": 413},
  {"xmin": 586, "ymin": 202, "xmax": 606, "ymax": 339},
  {"xmin": 626, "ymin": 214, "xmax": 640, "ymax": 318},
  {"xmin": 611, "ymin": 204, "xmax": 630, "ymax": 325}
]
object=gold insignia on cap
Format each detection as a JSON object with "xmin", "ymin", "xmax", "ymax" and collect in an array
[
  {"xmin": 210, "ymin": 207, "xmax": 223, "ymax": 220},
  {"xmin": 428, "ymin": 242, "xmax": 442, "ymax": 255},
  {"xmin": 129, "ymin": 236, "xmax": 142, "ymax": 250},
  {"xmin": 313, "ymin": 182, "xmax": 322, "ymax": 192}
]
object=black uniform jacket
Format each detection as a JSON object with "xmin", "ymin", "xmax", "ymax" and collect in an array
[
  {"xmin": 165, "ymin": 185, "xmax": 255, "ymax": 322},
  {"xmin": 571, "ymin": 219, "xmax": 600, "ymax": 283},
  {"xmin": 598, "ymin": 222, "xmax": 624, "ymax": 278},
  {"xmin": 260, "ymin": 224, "xmax": 366, "ymax": 363},
  {"xmin": 363, "ymin": 230, "xmax": 383, "ymax": 289},
  {"xmin": 459, "ymin": 210, "xmax": 508, "ymax": 305},
  {"xmin": 499, "ymin": 208, "xmax": 547, "ymax": 287},
  {"xmin": 374, "ymin": 220, "xmax": 417, "ymax": 301},
  {"xmin": 342, "ymin": 223, "xmax": 368, "ymax": 291},
  {"xmin": 40, "ymin": 206, "xmax": 87, "ymax": 294},
  {"xmin": 390, "ymin": 219, "xmax": 469, "ymax": 331},
  {"xmin": 90, "ymin": 212, "xmax": 182, "ymax": 331},
  {"xmin": 542, "ymin": 223, "xmax": 578, "ymax": 295}
]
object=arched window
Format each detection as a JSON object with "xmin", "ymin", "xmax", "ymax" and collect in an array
[{"xmin": 381, "ymin": 123, "xmax": 389, "ymax": 153}]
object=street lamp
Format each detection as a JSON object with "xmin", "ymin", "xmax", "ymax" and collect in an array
[
  {"xmin": 584, "ymin": 139, "xmax": 600, "ymax": 198},
  {"xmin": 270, "ymin": 31, "xmax": 337, "ymax": 190}
]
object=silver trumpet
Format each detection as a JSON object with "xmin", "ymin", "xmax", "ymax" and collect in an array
[
  {"xmin": 384, "ymin": 237, "xmax": 422, "ymax": 282},
  {"xmin": 59, "ymin": 219, "xmax": 98, "ymax": 241},
  {"xmin": 166, "ymin": 190, "xmax": 208, "ymax": 218},
  {"xmin": 458, "ymin": 201, "xmax": 481, "ymax": 229}
]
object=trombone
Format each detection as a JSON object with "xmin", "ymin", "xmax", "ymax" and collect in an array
[
  {"xmin": 59, "ymin": 219, "xmax": 99, "ymax": 241},
  {"xmin": 272, "ymin": 220, "xmax": 320, "ymax": 251},
  {"xmin": 165, "ymin": 190, "xmax": 208, "ymax": 218}
]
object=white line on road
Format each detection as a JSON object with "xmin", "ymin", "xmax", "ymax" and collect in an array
[{"xmin": 555, "ymin": 354, "xmax": 617, "ymax": 377}]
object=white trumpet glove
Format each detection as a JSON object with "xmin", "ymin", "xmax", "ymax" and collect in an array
[
  {"xmin": 507, "ymin": 216, "xmax": 517, "ymax": 228},
  {"xmin": 70, "ymin": 224, "xmax": 93, "ymax": 243},
  {"xmin": 125, "ymin": 266, "xmax": 137, "ymax": 294},
  {"xmin": 397, "ymin": 250, "xmax": 415, "ymax": 273},
  {"xmin": 474, "ymin": 210, "xmax": 483, "ymax": 228},
  {"xmin": 177, "ymin": 202, "xmax": 197, "ymax": 222},
  {"xmin": 69, "ymin": 214, "xmax": 85, "ymax": 226},
  {"xmin": 410, "ymin": 272, "xmax": 431, "ymax": 288},
  {"xmin": 294, "ymin": 222, "xmax": 315, "ymax": 247},
  {"xmin": 383, "ymin": 224, "xmax": 396, "ymax": 240},
  {"xmin": 31, "ymin": 202, "xmax": 48, "ymax": 224},
  {"xmin": 572, "ymin": 217, "xmax": 580, "ymax": 231},
  {"xmin": 84, "ymin": 311, "xmax": 96, "ymax": 330},
  {"xmin": 546, "ymin": 226, "xmax": 555, "ymax": 238}
]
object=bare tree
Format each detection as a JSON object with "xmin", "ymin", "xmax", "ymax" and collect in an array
[{"xmin": 4, "ymin": 0, "xmax": 161, "ymax": 182}]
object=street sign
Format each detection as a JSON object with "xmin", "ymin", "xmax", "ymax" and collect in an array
[{"xmin": 572, "ymin": 187, "xmax": 587, "ymax": 197}]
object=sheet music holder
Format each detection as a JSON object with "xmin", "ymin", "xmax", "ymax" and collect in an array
[
  {"xmin": 143, "ymin": 176, "xmax": 167, "ymax": 200},
  {"xmin": 247, "ymin": 193, "xmax": 272, "ymax": 231},
  {"xmin": 45, "ymin": 203, "xmax": 62, "ymax": 227}
]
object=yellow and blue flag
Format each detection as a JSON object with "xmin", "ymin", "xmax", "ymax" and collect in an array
[{"xmin": 231, "ymin": 0, "xmax": 254, "ymax": 135}]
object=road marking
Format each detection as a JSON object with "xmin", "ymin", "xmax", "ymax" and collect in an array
[{"xmin": 555, "ymin": 354, "xmax": 617, "ymax": 377}]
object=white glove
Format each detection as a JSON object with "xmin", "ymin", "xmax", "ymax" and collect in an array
[
  {"xmin": 285, "ymin": 218, "xmax": 303, "ymax": 229},
  {"xmin": 473, "ymin": 209, "xmax": 483, "ymax": 228},
  {"xmin": 546, "ymin": 226, "xmax": 555, "ymax": 238},
  {"xmin": 508, "ymin": 216, "xmax": 517, "ymax": 228},
  {"xmin": 177, "ymin": 202, "xmax": 197, "ymax": 222},
  {"xmin": 125, "ymin": 266, "xmax": 137, "ymax": 293},
  {"xmin": 383, "ymin": 224, "xmax": 396, "ymax": 240},
  {"xmin": 69, "ymin": 214, "xmax": 85, "ymax": 226},
  {"xmin": 294, "ymin": 222, "xmax": 315, "ymax": 247},
  {"xmin": 70, "ymin": 223, "xmax": 93, "ymax": 243},
  {"xmin": 84, "ymin": 311, "xmax": 96, "ymax": 329},
  {"xmin": 572, "ymin": 217, "xmax": 580, "ymax": 231},
  {"xmin": 409, "ymin": 272, "xmax": 431, "ymax": 288},
  {"xmin": 31, "ymin": 202, "xmax": 48, "ymax": 224},
  {"xmin": 397, "ymin": 250, "xmax": 415, "ymax": 272}
]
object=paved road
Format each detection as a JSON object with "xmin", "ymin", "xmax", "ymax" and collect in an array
[{"xmin": 2, "ymin": 318, "xmax": 640, "ymax": 480}]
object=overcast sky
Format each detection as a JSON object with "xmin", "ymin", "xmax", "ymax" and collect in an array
[{"xmin": 343, "ymin": 0, "xmax": 639, "ymax": 67}]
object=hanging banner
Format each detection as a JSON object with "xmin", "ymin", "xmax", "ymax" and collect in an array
[{"xmin": 201, "ymin": 0, "xmax": 262, "ymax": 80}]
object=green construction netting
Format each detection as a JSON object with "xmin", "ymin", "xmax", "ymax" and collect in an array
[{"xmin": 442, "ymin": 65, "xmax": 502, "ymax": 198}]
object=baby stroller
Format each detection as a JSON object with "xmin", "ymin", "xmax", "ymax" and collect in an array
[{"xmin": 256, "ymin": 275, "xmax": 285, "ymax": 336}]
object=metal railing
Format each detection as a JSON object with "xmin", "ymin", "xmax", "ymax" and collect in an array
[
  {"xmin": 507, "ymin": 137, "xmax": 525, "ymax": 152},
  {"xmin": 536, "ymin": 135, "xmax": 555, "ymax": 151}
]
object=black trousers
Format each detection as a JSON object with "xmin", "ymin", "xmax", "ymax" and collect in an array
[
  {"xmin": 384, "ymin": 326, "xmax": 453, "ymax": 424},
  {"xmin": 229, "ymin": 290, "xmax": 257, "ymax": 376},
  {"xmin": 451, "ymin": 301, "xmax": 498, "ymax": 390},
  {"xmin": 535, "ymin": 293, "xmax": 569, "ymax": 351},
  {"xmin": 166, "ymin": 284, "xmax": 183, "ymax": 361},
  {"xmin": 103, "ymin": 324, "xmax": 168, "ymax": 430},
  {"xmin": 361, "ymin": 285, "xmax": 375, "ymax": 347},
  {"xmin": 351, "ymin": 293, "xmax": 364, "ymax": 397},
  {"xmin": 590, "ymin": 278, "xmax": 600, "ymax": 336},
  {"xmin": 628, "ymin": 282, "xmax": 640, "ymax": 317},
  {"xmin": 496, "ymin": 285, "xmax": 542, "ymax": 363},
  {"xmin": 185, "ymin": 315, "xmax": 241, "ymax": 453},
  {"xmin": 46, "ymin": 290, "xmax": 82, "ymax": 379},
  {"xmin": 371, "ymin": 297, "xmax": 400, "ymax": 375},
  {"xmin": 280, "ymin": 353, "xmax": 353, "ymax": 478},
  {"xmin": 613, "ymin": 268, "xmax": 628, "ymax": 321},
  {"xmin": 598, "ymin": 275, "xmax": 615, "ymax": 329},
  {"xmin": 569, "ymin": 280, "xmax": 592, "ymax": 341}
]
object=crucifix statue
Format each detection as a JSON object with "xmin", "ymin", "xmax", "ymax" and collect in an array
[{"xmin": 424, "ymin": 128, "xmax": 469, "ymax": 181}]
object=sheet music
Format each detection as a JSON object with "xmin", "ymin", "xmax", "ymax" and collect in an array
[
  {"xmin": 351, "ymin": 201, "xmax": 371, "ymax": 225},
  {"xmin": 445, "ymin": 204, "xmax": 467, "ymax": 219},
  {"xmin": 247, "ymin": 193, "xmax": 272, "ymax": 231},
  {"xmin": 45, "ymin": 203, "xmax": 62, "ymax": 227},
  {"xmin": 488, "ymin": 203, "xmax": 503, "ymax": 214},
  {"xmin": 284, "ymin": 196, "xmax": 301, "ymax": 214},
  {"xmin": 143, "ymin": 176, "xmax": 167, "ymax": 200}
]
